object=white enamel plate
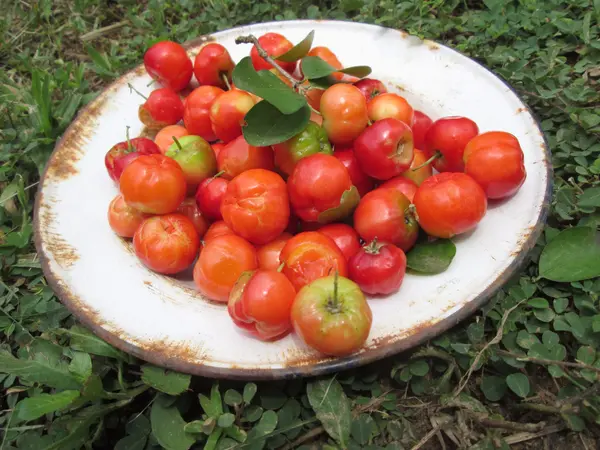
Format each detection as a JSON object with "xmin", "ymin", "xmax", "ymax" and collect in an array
[{"xmin": 34, "ymin": 20, "xmax": 552, "ymax": 379}]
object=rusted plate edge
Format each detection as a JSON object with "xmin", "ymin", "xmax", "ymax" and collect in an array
[{"xmin": 33, "ymin": 20, "xmax": 553, "ymax": 380}]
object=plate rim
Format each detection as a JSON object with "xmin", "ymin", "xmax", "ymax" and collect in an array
[{"xmin": 33, "ymin": 19, "xmax": 553, "ymax": 380}]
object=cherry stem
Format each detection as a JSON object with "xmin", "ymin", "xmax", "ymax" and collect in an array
[
  {"xmin": 308, "ymin": 104, "xmax": 322, "ymax": 116},
  {"xmin": 412, "ymin": 150, "xmax": 442, "ymax": 171},
  {"xmin": 235, "ymin": 34, "xmax": 302, "ymax": 91},
  {"xmin": 212, "ymin": 170, "xmax": 225, "ymax": 179},
  {"xmin": 332, "ymin": 270, "xmax": 339, "ymax": 308},
  {"xmin": 146, "ymin": 78, "xmax": 157, "ymax": 88},
  {"xmin": 172, "ymin": 136, "xmax": 183, "ymax": 151},
  {"xmin": 364, "ymin": 238, "xmax": 382, "ymax": 255},
  {"xmin": 125, "ymin": 126, "xmax": 133, "ymax": 152},
  {"xmin": 220, "ymin": 73, "xmax": 232, "ymax": 90},
  {"xmin": 277, "ymin": 262, "xmax": 285, "ymax": 273},
  {"xmin": 127, "ymin": 83, "xmax": 148, "ymax": 101}
]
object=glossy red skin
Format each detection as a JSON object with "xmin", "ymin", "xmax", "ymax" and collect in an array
[
  {"xmin": 228, "ymin": 269, "xmax": 296, "ymax": 341},
  {"xmin": 183, "ymin": 86, "xmax": 224, "ymax": 142},
  {"xmin": 333, "ymin": 148, "xmax": 375, "ymax": 197},
  {"xmin": 204, "ymin": 220, "xmax": 235, "ymax": 241},
  {"xmin": 250, "ymin": 33, "xmax": 295, "ymax": 73},
  {"xmin": 133, "ymin": 214, "xmax": 200, "ymax": 274},
  {"xmin": 176, "ymin": 198, "xmax": 209, "ymax": 238},
  {"xmin": 348, "ymin": 241, "xmax": 407, "ymax": 295},
  {"xmin": 319, "ymin": 223, "xmax": 361, "ymax": 261},
  {"xmin": 353, "ymin": 78, "xmax": 387, "ymax": 102},
  {"xmin": 193, "ymin": 43, "xmax": 234, "ymax": 89},
  {"xmin": 211, "ymin": 143, "xmax": 225, "ymax": 158},
  {"xmin": 354, "ymin": 118, "xmax": 415, "ymax": 181},
  {"xmin": 193, "ymin": 234, "xmax": 258, "ymax": 302},
  {"xmin": 287, "ymin": 154, "xmax": 354, "ymax": 223},
  {"xmin": 107, "ymin": 194, "xmax": 148, "ymax": 238},
  {"xmin": 367, "ymin": 93, "xmax": 414, "ymax": 126},
  {"xmin": 320, "ymin": 84, "xmax": 369, "ymax": 146},
  {"xmin": 221, "ymin": 169, "xmax": 290, "ymax": 245},
  {"xmin": 138, "ymin": 88, "xmax": 184, "ymax": 129},
  {"xmin": 353, "ymin": 188, "xmax": 419, "ymax": 252},
  {"xmin": 217, "ymin": 135, "xmax": 274, "ymax": 180},
  {"xmin": 464, "ymin": 131, "xmax": 521, "ymax": 154},
  {"xmin": 412, "ymin": 111, "xmax": 433, "ymax": 150},
  {"xmin": 413, "ymin": 172, "xmax": 487, "ymax": 238},
  {"xmin": 143, "ymin": 41, "xmax": 193, "ymax": 92},
  {"xmin": 379, "ymin": 176, "xmax": 418, "ymax": 203},
  {"xmin": 105, "ymin": 137, "xmax": 161, "ymax": 182},
  {"xmin": 209, "ymin": 90, "xmax": 255, "ymax": 143},
  {"xmin": 280, "ymin": 231, "xmax": 348, "ymax": 291},
  {"xmin": 195, "ymin": 176, "xmax": 229, "ymax": 221},
  {"xmin": 257, "ymin": 232, "xmax": 292, "ymax": 270},
  {"xmin": 464, "ymin": 142, "xmax": 526, "ymax": 199},
  {"xmin": 120, "ymin": 154, "xmax": 187, "ymax": 214},
  {"xmin": 425, "ymin": 116, "xmax": 479, "ymax": 172}
]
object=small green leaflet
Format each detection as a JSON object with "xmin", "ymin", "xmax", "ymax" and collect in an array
[
  {"xmin": 406, "ymin": 239, "xmax": 456, "ymax": 274},
  {"xmin": 0, "ymin": 350, "xmax": 81, "ymax": 390},
  {"xmin": 276, "ymin": 30, "xmax": 314, "ymax": 62},
  {"xmin": 151, "ymin": 395, "xmax": 196, "ymax": 450},
  {"xmin": 538, "ymin": 226, "xmax": 600, "ymax": 282},
  {"xmin": 307, "ymin": 378, "xmax": 351, "ymax": 447},
  {"xmin": 301, "ymin": 56, "xmax": 371, "ymax": 79},
  {"xmin": 232, "ymin": 57, "xmax": 306, "ymax": 114},
  {"xmin": 61, "ymin": 325, "xmax": 127, "ymax": 360},
  {"xmin": 578, "ymin": 186, "xmax": 600, "ymax": 208},
  {"xmin": 242, "ymin": 101, "xmax": 311, "ymax": 146},
  {"xmin": 506, "ymin": 373, "xmax": 530, "ymax": 398},
  {"xmin": 141, "ymin": 365, "xmax": 191, "ymax": 395},
  {"xmin": 15, "ymin": 390, "xmax": 80, "ymax": 421}
]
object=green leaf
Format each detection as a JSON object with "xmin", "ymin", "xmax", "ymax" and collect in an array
[
  {"xmin": 579, "ymin": 187, "xmax": 600, "ymax": 208},
  {"xmin": 0, "ymin": 350, "xmax": 81, "ymax": 390},
  {"xmin": 244, "ymin": 405, "xmax": 263, "ymax": 422},
  {"xmin": 527, "ymin": 297, "xmax": 549, "ymax": 308},
  {"xmin": 307, "ymin": 378, "xmax": 351, "ymax": 447},
  {"xmin": 317, "ymin": 185, "xmax": 360, "ymax": 224},
  {"xmin": 480, "ymin": 375, "xmax": 507, "ymax": 401},
  {"xmin": 15, "ymin": 390, "xmax": 80, "ymax": 421},
  {"xmin": 231, "ymin": 57, "xmax": 306, "ymax": 114},
  {"xmin": 62, "ymin": 326, "xmax": 126, "ymax": 360},
  {"xmin": 506, "ymin": 373, "xmax": 530, "ymax": 398},
  {"xmin": 576, "ymin": 346, "xmax": 596, "ymax": 365},
  {"xmin": 351, "ymin": 414, "xmax": 377, "ymax": 445},
  {"xmin": 301, "ymin": 56, "xmax": 371, "ymax": 79},
  {"xmin": 516, "ymin": 330, "xmax": 540, "ymax": 349},
  {"xmin": 528, "ymin": 342, "xmax": 567, "ymax": 361},
  {"xmin": 183, "ymin": 420, "xmax": 204, "ymax": 434},
  {"xmin": 534, "ymin": 308, "xmax": 555, "ymax": 323},
  {"xmin": 553, "ymin": 298, "xmax": 569, "ymax": 314},
  {"xmin": 245, "ymin": 409, "xmax": 278, "ymax": 449},
  {"xmin": 542, "ymin": 331, "xmax": 559, "ymax": 346},
  {"xmin": 406, "ymin": 239, "xmax": 457, "ymax": 274},
  {"xmin": 276, "ymin": 30, "xmax": 314, "ymax": 62},
  {"xmin": 114, "ymin": 434, "xmax": 147, "ymax": 450},
  {"xmin": 151, "ymin": 395, "xmax": 196, "ymax": 450},
  {"xmin": 141, "ymin": 365, "xmax": 191, "ymax": 395},
  {"xmin": 582, "ymin": 12, "xmax": 592, "ymax": 44},
  {"xmin": 539, "ymin": 227, "xmax": 600, "ymax": 282},
  {"xmin": 205, "ymin": 428, "xmax": 223, "ymax": 450},
  {"xmin": 68, "ymin": 351, "xmax": 92, "ymax": 383},
  {"xmin": 224, "ymin": 389, "xmax": 242, "ymax": 406},
  {"xmin": 81, "ymin": 374, "xmax": 104, "ymax": 401},
  {"xmin": 409, "ymin": 360, "xmax": 429, "ymax": 377},
  {"xmin": 217, "ymin": 413, "xmax": 235, "ymax": 428},
  {"xmin": 242, "ymin": 101, "xmax": 311, "ymax": 147},
  {"xmin": 562, "ymin": 413, "xmax": 586, "ymax": 431},
  {"xmin": 243, "ymin": 383, "xmax": 257, "ymax": 404}
]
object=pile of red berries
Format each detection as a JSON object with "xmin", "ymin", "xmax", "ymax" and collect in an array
[{"xmin": 105, "ymin": 31, "xmax": 526, "ymax": 357}]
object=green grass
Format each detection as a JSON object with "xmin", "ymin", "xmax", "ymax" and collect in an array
[{"xmin": 1, "ymin": 0, "xmax": 600, "ymax": 449}]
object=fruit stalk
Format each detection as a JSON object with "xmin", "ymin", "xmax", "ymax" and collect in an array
[{"xmin": 235, "ymin": 34, "xmax": 301, "ymax": 90}]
